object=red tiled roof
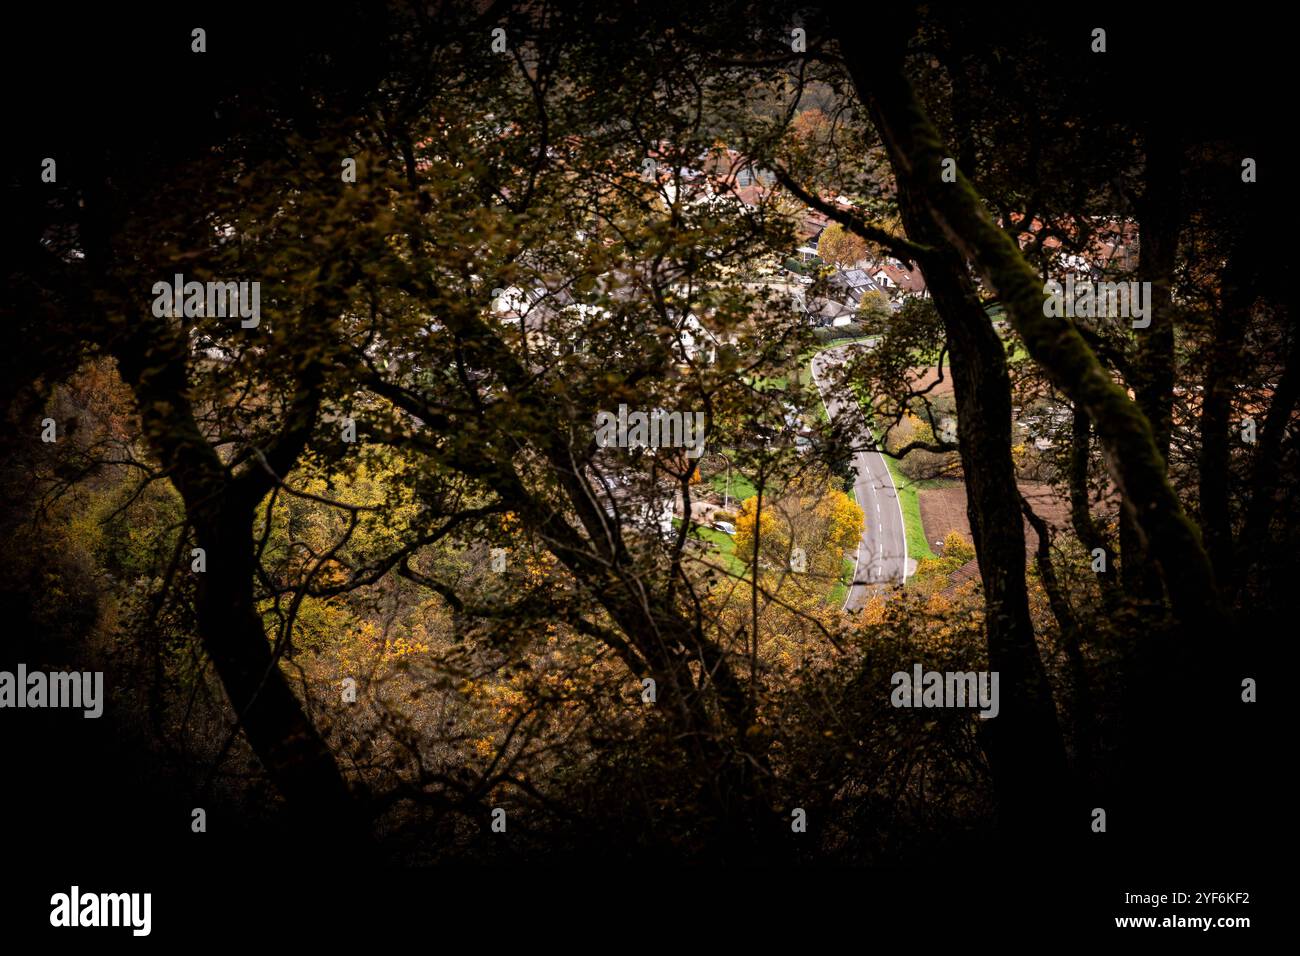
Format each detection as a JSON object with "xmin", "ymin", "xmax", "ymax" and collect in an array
[{"xmin": 938, "ymin": 558, "xmax": 981, "ymax": 598}]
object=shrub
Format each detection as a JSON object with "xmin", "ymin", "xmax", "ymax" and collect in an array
[{"xmin": 813, "ymin": 321, "xmax": 867, "ymax": 344}]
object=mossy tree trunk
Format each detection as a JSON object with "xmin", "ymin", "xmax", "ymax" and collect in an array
[{"xmin": 837, "ymin": 38, "xmax": 1231, "ymax": 650}]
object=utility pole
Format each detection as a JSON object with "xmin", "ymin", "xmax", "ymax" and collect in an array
[{"xmin": 712, "ymin": 450, "xmax": 733, "ymax": 511}]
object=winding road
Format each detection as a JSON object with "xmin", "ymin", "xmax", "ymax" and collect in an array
[{"xmin": 809, "ymin": 343, "xmax": 911, "ymax": 610}]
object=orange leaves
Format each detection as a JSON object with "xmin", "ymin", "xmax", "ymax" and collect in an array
[{"xmin": 817, "ymin": 222, "xmax": 870, "ymax": 269}]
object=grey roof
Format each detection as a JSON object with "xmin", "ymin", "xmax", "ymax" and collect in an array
[{"xmin": 829, "ymin": 268, "xmax": 885, "ymax": 297}]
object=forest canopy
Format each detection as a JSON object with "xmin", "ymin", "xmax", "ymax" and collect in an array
[{"xmin": 1, "ymin": 4, "xmax": 1282, "ymax": 909}]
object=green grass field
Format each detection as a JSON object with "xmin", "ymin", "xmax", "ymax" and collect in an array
[
  {"xmin": 827, "ymin": 554, "xmax": 856, "ymax": 605},
  {"xmin": 680, "ymin": 520, "xmax": 748, "ymax": 578},
  {"xmin": 877, "ymin": 452, "xmax": 939, "ymax": 563},
  {"xmin": 708, "ymin": 470, "xmax": 758, "ymax": 505},
  {"xmin": 844, "ymin": 380, "xmax": 939, "ymax": 569}
]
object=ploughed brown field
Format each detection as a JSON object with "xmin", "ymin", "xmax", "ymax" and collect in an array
[
  {"xmin": 906, "ymin": 365, "xmax": 956, "ymax": 398},
  {"xmin": 919, "ymin": 481, "xmax": 1079, "ymax": 556}
]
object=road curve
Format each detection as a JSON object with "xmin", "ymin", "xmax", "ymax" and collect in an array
[{"xmin": 809, "ymin": 343, "xmax": 909, "ymax": 610}]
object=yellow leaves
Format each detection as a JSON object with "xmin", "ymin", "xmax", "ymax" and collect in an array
[
  {"xmin": 857, "ymin": 594, "xmax": 889, "ymax": 626},
  {"xmin": 731, "ymin": 494, "xmax": 761, "ymax": 557},
  {"xmin": 383, "ymin": 635, "xmax": 430, "ymax": 661},
  {"xmin": 732, "ymin": 480, "xmax": 863, "ymax": 593},
  {"xmin": 520, "ymin": 550, "xmax": 555, "ymax": 582},
  {"xmin": 819, "ymin": 485, "xmax": 865, "ymax": 555},
  {"xmin": 941, "ymin": 530, "xmax": 975, "ymax": 564}
]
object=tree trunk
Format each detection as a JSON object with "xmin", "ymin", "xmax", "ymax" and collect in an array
[
  {"xmin": 1197, "ymin": 252, "xmax": 1250, "ymax": 584},
  {"xmin": 1068, "ymin": 405, "xmax": 1120, "ymax": 609},
  {"xmin": 841, "ymin": 45, "xmax": 1231, "ymax": 649},
  {"xmin": 842, "ymin": 133, "xmax": 1071, "ymax": 837},
  {"xmin": 832, "ymin": 29, "xmax": 1240, "ymax": 857},
  {"xmin": 914, "ymin": 226, "xmax": 1071, "ymax": 841},
  {"xmin": 113, "ymin": 323, "xmax": 366, "ymax": 846},
  {"xmin": 1022, "ymin": 497, "xmax": 1096, "ymax": 781},
  {"xmin": 1123, "ymin": 128, "xmax": 1182, "ymax": 602},
  {"xmin": 192, "ymin": 505, "xmax": 366, "ymax": 839},
  {"xmin": 1235, "ymin": 326, "xmax": 1300, "ymax": 598}
]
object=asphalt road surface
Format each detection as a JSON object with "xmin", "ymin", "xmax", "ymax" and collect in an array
[{"xmin": 809, "ymin": 343, "xmax": 910, "ymax": 609}]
